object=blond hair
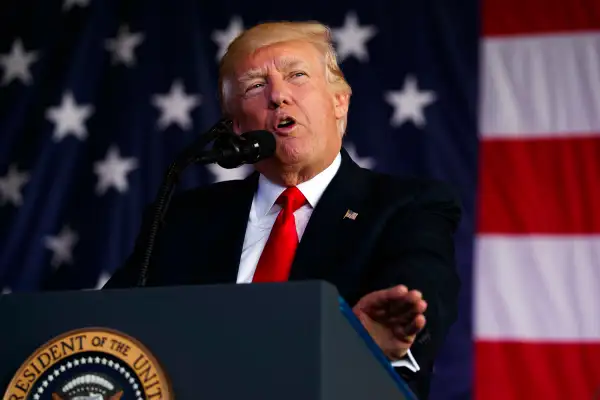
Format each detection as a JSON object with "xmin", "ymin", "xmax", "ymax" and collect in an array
[{"xmin": 218, "ymin": 21, "xmax": 352, "ymax": 134}]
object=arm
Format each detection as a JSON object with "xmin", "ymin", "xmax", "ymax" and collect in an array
[{"xmin": 356, "ymin": 180, "xmax": 462, "ymax": 391}]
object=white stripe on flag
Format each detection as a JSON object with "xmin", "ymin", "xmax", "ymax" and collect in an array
[
  {"xmin": 474, "ymin": 235, "xmax": 600, "ymax": 340},
  {"xmin": 480, "ymin": 32, "xmax": 600, "ymax": 138}
]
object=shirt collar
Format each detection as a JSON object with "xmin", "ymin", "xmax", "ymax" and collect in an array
[{"xmin": 254, "ymin": 152, "xmax": 342, "ymax": 217}]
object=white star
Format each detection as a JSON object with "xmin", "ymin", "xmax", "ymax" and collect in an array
[
  {"xmin": 331, "ymin": 11, "xmax": 377, "ymax": 63},
  {"xmin": 0, "ymin": 164, "xmax": 30, "ymax": 207},
  {"xmin": 384, "ymin": 75, "xmax": 436, "ymax": 128},
  {"xmin": 151, "ymin": 80, "xmax": 201, "ymax": 130},
  {"xmin": 93, "ymin": 145, "xmax": 138, "ymax": 195},
  {"xmin": 344, "ymin": 143, "xmax": 376, "ymax": 169},
  {"xmin": 0, "ymin": 38, "xmax": 39, "ymax": 86},
  {"xmin": 95, "ymin": 271, "xmax": 111, "ymax": 289},
  {"xmin": 211, "ymin": 16, "xmax": 244, "ymax": 61},
  {"xmin": 45, "ymin": 91, "xmax": 94, "ymax": 141},
  {"xmin": 104, "ymin": 25, "xmax": 144, "ymax": 67},
  {"xmin": 207, "ymin": 164, "xmax": 252, "ymax": 183},
  {"xmin": 44, "ymin": 225, "xmax": 79, "ymax": 269},
  {"xmin": 63, "ymin": 0, "xmax": 91, "ymax": 11}
]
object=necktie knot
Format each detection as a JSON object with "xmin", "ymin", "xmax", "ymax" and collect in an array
[{"xmin": 276, "ymin": 187, "xmax": 306, "ymax": 213}]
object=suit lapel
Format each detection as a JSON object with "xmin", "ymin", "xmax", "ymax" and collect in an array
[
  {"xmin": 289, "ymin": 149, "xmax": 370, "ymax": 282},
  {"xmin": 190, "ymin": 149, "xmax": 369, "ymax": 285},
  {"xmin": 191, "ymin": 172, "xmax": 258, "ymax": 285}
]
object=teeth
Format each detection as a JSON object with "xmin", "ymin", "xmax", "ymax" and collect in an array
[{"xmin": 278, "ymin": 118, "xmax": 294, "ymax": 128}]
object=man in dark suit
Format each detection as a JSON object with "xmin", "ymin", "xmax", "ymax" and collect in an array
[{"xmin": 104, "ymin": 20, "xmax": 461, "ymax": 399}]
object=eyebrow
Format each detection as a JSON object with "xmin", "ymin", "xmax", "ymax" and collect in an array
[{"xmin": 238, "ymin": 57, "xmax": 310, "ymax": 83}]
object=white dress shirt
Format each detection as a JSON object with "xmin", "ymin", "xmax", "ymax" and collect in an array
[{"xmin": 235, "ymin": 152, "xmax": 419, "ymax": 372}]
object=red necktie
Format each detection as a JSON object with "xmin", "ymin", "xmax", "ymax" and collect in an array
[{"xmin": 252, "ymin": 187, "xmax": 307, "ymax": 282}]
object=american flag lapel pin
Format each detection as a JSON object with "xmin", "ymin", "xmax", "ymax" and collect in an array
[{"xmin": 343, "ymin": 209, "xmax": 358, "ymax": 220}]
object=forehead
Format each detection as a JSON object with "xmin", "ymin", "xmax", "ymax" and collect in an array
[{"xmin": 234, "ymin": 40, "xmax": 322, "ymax": 79}]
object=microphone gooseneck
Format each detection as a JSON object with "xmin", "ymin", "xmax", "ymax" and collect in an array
[{"xmin": 136, "ymin": 120, "xmax": 275, "ymax": 287}]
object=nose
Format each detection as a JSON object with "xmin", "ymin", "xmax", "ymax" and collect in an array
[{"xmin": 267, "ymin": 78, "xmax": 292, "ymax": 109}]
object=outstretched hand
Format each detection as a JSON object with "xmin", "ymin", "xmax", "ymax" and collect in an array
[{"xmin": 352, "ymin": 285, "xmax": 427, "ymax": 361}]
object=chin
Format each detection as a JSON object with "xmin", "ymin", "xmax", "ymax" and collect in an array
[{"xmin": 276, "ymin": 140, "xmax": 310, "ymax": 165}]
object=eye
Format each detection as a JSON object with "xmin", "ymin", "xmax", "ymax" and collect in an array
[
  {"xmin": 245, "ymin": 82, "xmax": 264, "ymax": 93},
  {"xmin": 290, "ymin": 71, "xmax": 307, "ymax": 79}
]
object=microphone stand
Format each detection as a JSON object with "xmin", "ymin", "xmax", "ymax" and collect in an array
[{"xmin": 136, "ymin": 118, "xmax": 233, "ymax": 287}]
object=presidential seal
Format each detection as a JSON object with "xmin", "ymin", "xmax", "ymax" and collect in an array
[{"xmin": 3, "ymin": 328, "xmax": 171, "ymax": 400}]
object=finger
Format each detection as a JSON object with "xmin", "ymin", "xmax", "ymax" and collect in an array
[
  {"xmin": 386, "ymin": 290, "xmax": 424, "ymax": 315},
  {"xmin": 393, "ymin": 314, "xmax": 425, "ymax": 336},
  {"xmin": 377, "ymin": 307, "xmax": 426, "ymax": 328},
  {"xmin": 376, "ymin": 295, "xmax": 425, "ymax": 325},
  {"xmin": 386, "ymin": 299, "xmax": 427, "ymax": 324},
  {"xmin": 361, "ymin": 285, "xmax": 409, "ymax": 311},
  {"xmin": 364, "ymin": 293, "xmax": 426, "ymax": 325},
  {"xmin": 393, "ymin": 314, "xmax": 426, "ymax": 340}
]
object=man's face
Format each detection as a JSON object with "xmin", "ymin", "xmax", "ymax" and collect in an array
[{"xmin": 228, "ymin": 40, "xmax": 349, "ymax": 181}]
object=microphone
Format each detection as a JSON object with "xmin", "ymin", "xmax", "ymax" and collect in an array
[
  {"xmin": 208, "ymin": 130, "xmax": 276, "ymax": 169},
  {"xmin": 173, "ymin": 128, "xmax": 275, "ymax": 170},
  {"xmin": 136, "ymin": 121, "xmax": 275, "ymax": 287}
]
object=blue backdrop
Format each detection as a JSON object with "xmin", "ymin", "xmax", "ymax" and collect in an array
[{"xmin": 0, "ymin": 1, "xmax": 478, "ymax": 398}]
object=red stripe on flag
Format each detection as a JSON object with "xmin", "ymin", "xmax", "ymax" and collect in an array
[
  {"xmin": 483, "ymin": 0, "xmax": 600, "ymax": 36},
  {"xmin": 475, "ymin": 340, "xmax": 600, "ymax": 400},
  {"xmin": 477, "ymin": 136, "xmax": 600, "ymax": 234}
]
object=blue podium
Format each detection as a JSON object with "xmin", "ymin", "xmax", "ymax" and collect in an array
[{"xmin": 0, "ymin": 280, "xmax": 416, "ymax": 399}]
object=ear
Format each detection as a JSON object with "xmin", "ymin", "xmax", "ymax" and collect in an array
[{"xmin": 333, "ymin": 92, "xmax": 350, "ymax": 120}]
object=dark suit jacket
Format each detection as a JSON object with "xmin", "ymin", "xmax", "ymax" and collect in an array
[{"xmin": 104, "ymin": 148, "xmax": 462, "ymax": 399}]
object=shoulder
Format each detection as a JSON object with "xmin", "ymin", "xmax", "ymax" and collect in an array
[
  {"xmin": 174, "ymin": 178, "xmax": 248, "ymax": 202},
  {"xmin": 157, "ymin": 174, "xmax": 257, "ymax": 216},
  {"xmin": 358, "ymin": 166, "xmax": 461, "ymax": 210},
  {"xmin": 349, "ymin": 166, "xmax": 463, "ymax": 233}
]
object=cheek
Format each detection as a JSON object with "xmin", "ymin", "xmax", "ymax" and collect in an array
[
  {"xmin": 302, "ymin": 89, "xmax": 335, "ymax": 119},
  {"xmin": 238, "ymin": 102, "xmax": 268, "ymax": 127}
]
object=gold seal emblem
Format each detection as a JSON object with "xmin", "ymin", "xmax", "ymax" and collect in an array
[{"xmin": 3, "ymin": 327, "xmax": 171, "ymax": 400}]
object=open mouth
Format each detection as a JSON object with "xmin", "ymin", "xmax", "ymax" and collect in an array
[{"xmin": 276, "ymin": 116, "xmax": 296, "ymax": 130}]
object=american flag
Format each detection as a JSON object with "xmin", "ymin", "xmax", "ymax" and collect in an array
[
  {"xmin": 474, "ymin": 1, "xmax": 600, "ymax": 398},
  {"xmin": 0, "ymin": 0, "xmax": 598, "ymax": 398}
]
